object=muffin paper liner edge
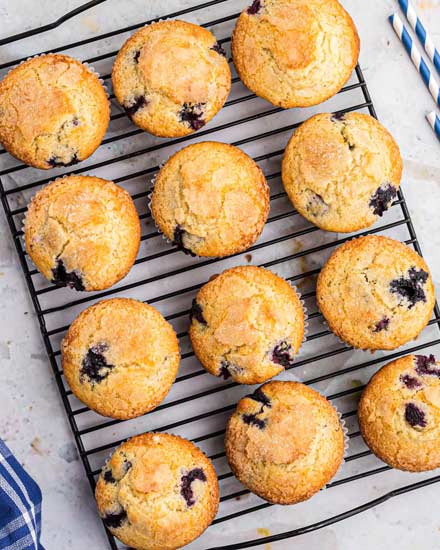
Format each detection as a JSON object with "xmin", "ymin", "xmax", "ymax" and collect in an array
[{"xmin": 322, "ymin": 400, "xmax": 350, "ymax": 491}]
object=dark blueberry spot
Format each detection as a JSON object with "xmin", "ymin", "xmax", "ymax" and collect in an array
[
  {"xmin": 173, "ymin": 225, "xmax": 197, "ymax": 257},
  {"xmin": 179, "ymin": 103, "xmax": 206, "ymax": 131},
  {"xmin": 340, "ymin": 129, "xmax": 355, "ymax": 151},
  {"xmin": 369, "ymin": 183, "xmax": 398, "ymax": 216},
  {"xmin": 247, "ymin": 0, "xmax": 262, "ymax": 14},
  {"xmin": 51, "ymin": 259, "xmax": 85, "ymax": 291},
  {"xmin": 415, "ymin": 354, "xmax": 440, "ymax": 377},
  {"xmin": 134, "ymin": 50, "xmax": 141, "ymax": 63},
  {"xmin": 211, "ymin": 42, "xmax": 227, "ymax": 57},
  {"xmin": 390, "ymin": 267, "xmax": 429, "ymax": 309},
  {"xmin": 124, "ymin": 95, "xmax": 148, "ymax": 118},
  {"xmin": 306, "ymin": 190, "xmax": 329, "ymax": 217},
  {"xmin": 80, "ymin": 343, "xmax": 114, "ymax": 384},
  {"xmin": 405, "ymin": 402, "xmax": 427, "ymax": 428},
  {"xmin": 219, "ymin": 362, "xmax": 232, "ymax": 380},
  {"xmin": 190, "ymin": 299, "xmax": 207, "ymax": 325},
  {"xmin": 373, "ymin": 317, "xmax": 390, "ymax": 332},
  {"xmin": 103, "ymin": 508, "xmax": 128, "ymax": 529},
  {"xmin": 103, "ymin": 469, "xmax": 116, "ymax": 484},
  {"xmin": 122, "ymin": 459, "xmax": 132, "ymax": 475},
  {"xmin": 400, "ymin": 374, "xmax": 422, "ymax": 389},
  {"xmin": 180, "ymin": 468, "xmax": 207, "ymax": 507},
  {"xmin": 47, "ymin": 153, "xmax": 79, "ymax": 168},
  {"xmin": 72, "ymin": 116, "xmax": 80, "ymax": 127},
  {"xmin": 242, "ymin": 386, "xmax": 271, "ymax": 428},
  {"xmin": 271, "ymin": 341, "xmax": 295, "ymax": 368},
  {"xmin": 242, "ymin": 414, "xmax": 267, "ymax": 429},
  {"xmin": 331, "ymin": 112, "xmax": 346, "ymax": 122},
  {"xmin": 247, "ymin": 387, "xmax": 271, "ymax": 408}
]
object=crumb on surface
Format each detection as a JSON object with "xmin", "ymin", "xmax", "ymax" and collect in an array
[{"xmin": 30, "ymin": 437, "xmax": 46, "ymax": 456}]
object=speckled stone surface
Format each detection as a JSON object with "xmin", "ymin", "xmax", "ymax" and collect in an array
[{"xmin": 0, "ymin": 1, "xmax": 439, "ymax": 549}]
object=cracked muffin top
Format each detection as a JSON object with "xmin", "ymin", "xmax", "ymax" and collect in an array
[
  {"xmin": 225, "ymin": 381, "xmax": 344, "ymax": 504},
  {"xmin": 0, "ymin": 54, "xmax": 110, "ymax": 169},
  {"xmin": 232, "ymin": 0, "xmax": 360, "ymax": 108},
  {"xmin": 189, "ymin": 265, "xmax": 305, "ymax": 384},
  {"xmin": 24, "ymin": 175, "xmax": 140, "ymax": 292},
  {"xmin": 317, "ymin": 236, "xmax": 435, "ymax": 350},
  {"xmin": 62, "ymin": 298, "xmax": 180, "ymax": 419},
  {"xmin": 359, "ymin": 354, "xmax": 440, "ymax": 472},
  {"xmin": 150, "ymin": 142, "xmax": 269, "ymax": 258},
  {"xmin": 95, "ymin": 433, "xmax": 219, "ymax": 550},
  {"xmin": 112, "ymin": 20, "xmax": 231, "ymax": 138},
  {"xmin": 282, "ymin": 113, "xmax": 403, "ymax": 233}
]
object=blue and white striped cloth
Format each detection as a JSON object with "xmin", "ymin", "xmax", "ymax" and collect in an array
[{"xmin": 0, "ymin": 439, "xmax": 44, "ymax": 550}]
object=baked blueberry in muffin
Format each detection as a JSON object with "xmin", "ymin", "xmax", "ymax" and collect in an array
[
  {"xmin": 95, "ymin": 433, "xmax": 219, "ymax": 550},
  {"xmin": 150, "ymin": 142, "xmax": 269, "ymax": 258},
  {"xmin": 282, "ymin": 113, "xmax": 402, "ymax": 232},
  {"xmin": 62, "ymin": 298, "xmax": 180, "ymax": 419},
  {"xmin": 80, "ymin": 343, "xmax": 114, "ymax": 384},
  {"xmin": 0, "ymin": 54, "xmax": 109, "ymax": 169},
  {"xmin": 232, "ymin": 0, "xmax": 359, "ymax": 108},
  {"xmin": 359, "ymin": 354, "xmax": 440, "ymax": 471},
  {"xmin": 317, "ymin": 236, "xmax": 435, "ymax": 350},
  {"xmin": 24, "ymin": 175, "xmax": 140, "ymax": 292},
  {"xmin": 226, "ymin": 381, "xmax": 344, "ymax": 504},
  {"xmin": 189, "ymin": 266, "xmax": 305, "ymax": 384},
  {"xmin": 112, "ymin": 20, "xmax": 231, "ymax": 138},
  {"xmin": 390, "ymin": 267, "xmax": 429, "ymax": 308}
]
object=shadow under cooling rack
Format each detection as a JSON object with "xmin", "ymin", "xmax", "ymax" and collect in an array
[{"xmin": 1, "ymin": 1, "xmax": 440, "ymax": 549}]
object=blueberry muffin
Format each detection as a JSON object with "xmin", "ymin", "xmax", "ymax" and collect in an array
[
  {"xmin": 62, "ymin": 298, "xmax": 180, "ymax": 419},
  {"xmin": 24, "ymin": 176, "xmax": 140, "ymax": 291},
  {"xmin": 112, "ymin": 20, "xmax": 231, "ymax": 138},
  {"xmin": 189, "ymin": 266, "xmax": 305, "ymax": 384},
  {"xmin": 150, "ymin": 142, "xmax": 269, "ymax": 258},
  {"xmin": 95, "ymin": 433, "xmax": 219, "ymax": 550},
  {"xmin": 317, "ymin": 236, "xmax": 435, "ymax": 350},
  {"xmin": 282, "ymin": 113, "xmax": 403, "ymax": 232},
  {"xmin": 232, "ymin": 0, "xmax": 360, "ymax": 108},
  {"xmin": 359, "ymin": 354, "xmax": 440, "ymax": 472},
  {"xmin": 0, "ymin": 54, "xmax": 109, "ymax": 169},
  {"xmin": 225, "ymin": 381, "xmax": 344, "ymax": 504}
]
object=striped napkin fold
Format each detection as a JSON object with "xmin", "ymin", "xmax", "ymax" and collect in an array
[{"xmin": 0, "ymin": 439, "xmax": 44, "ymax": 550}]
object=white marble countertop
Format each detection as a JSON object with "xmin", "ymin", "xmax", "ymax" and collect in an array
[{"xmin": 1, "ymin": 0, "xmax": 440, "ymax": 549}]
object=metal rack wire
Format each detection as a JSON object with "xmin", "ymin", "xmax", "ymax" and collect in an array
[{"xmin": 1, "ymin": 1, "xmax": 440, "ymax": 549}]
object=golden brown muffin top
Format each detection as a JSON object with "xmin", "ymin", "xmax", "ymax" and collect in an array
[
  {"xmin": 95, "ymin": 433, "xmax": 219, "ymax": 550},
  {"xmin": 359, "ymin": 354, "xmax": 440, "ymax": 472},
  {"xmin": 282, "ymin": 113, "xmax": 402, "ymax": 232},
  {"xmin": 232, "ymin": 0, "xmax": 360, "ymax": 108},
  {"xmin": 150, "ymin": 142, "xmax": 270, "ymax": 258},
  {"xmin": 317, "ymin": 236, "xmax": 435, "ymax": 350},
  {"xmin": 112, "ymin": 20, "xmax": 231, "ymax": 138},
  {"xmin": 226, "ymin": 381, "xmax": 344, "ymax": 504},
  {"xmin": 24, "ymin": 175, "xmax": 140, "ymax": 291},
  {"xmin": 0, "ymin": 54, "xmax": 109, "ymax": 169},
  {"xmin": 62, "ymin": 298, "xmax": 180, "ymax": 419},
  {"xmin": 189, "ymin": 265, "xmax": 305, "ymax": 384}
]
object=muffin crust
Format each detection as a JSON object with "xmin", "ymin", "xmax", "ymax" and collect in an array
[{"xmin": 0, "ymin": 54, "xmax": 109, "ymax": 169}]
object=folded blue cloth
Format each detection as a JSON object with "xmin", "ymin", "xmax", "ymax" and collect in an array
[{"xmin": 0, "ymin": 439, "xmax": 44, "ymax": 550}]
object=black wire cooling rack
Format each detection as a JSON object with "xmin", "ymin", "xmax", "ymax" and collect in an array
[{"xmin": 2, "ymin": 1, "xmax": 440, "ymax": 549}]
